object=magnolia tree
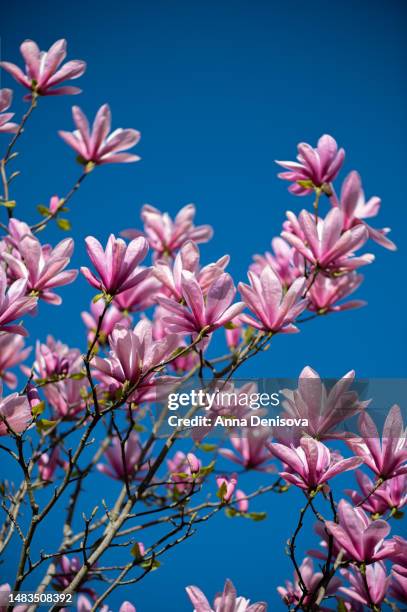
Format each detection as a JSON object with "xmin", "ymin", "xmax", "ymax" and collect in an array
[{"xmin": 0, "ymin": 38, "xmax": 405, "ymax": 612}]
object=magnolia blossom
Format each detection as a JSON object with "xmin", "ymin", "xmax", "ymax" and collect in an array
[
  {"xmin": 0, "ymin": 382, "xmax": 31, "ymax": 436},
  {"xmin": 53, "ymin": 556, "xmax": 94, "ymax": 596},
  {"xmin": 346, "ymin": 471, "xmax": 407, "ymax": 516},
  {"xmin": 0, "ymin": 333, "xmax": 31, "ymax": 388},
  {"xmin": 0, "ymin": 88, "xmax": 18, "ymax": 133},
  {"xmin": 81, "ymin": 300, "xmax": 131, "ymax": 344},
  {"xmin": 346, "ymin": 404, "xmax": 407, "ymax": 479},
  {"xmin": 81, "ymin": 234, "xmax": 149, "ymax": 296},
  {"xmin": 238, "ymin": 267, "xmax": 307, "ymax": 333},
  {"xmin": 3, "ymin": 235, "xmax": 78, "ymax": 305},
  {"xmin": 219, "ymin": 429, "xmax": 273, "ymax": 471},
  {"xmin": 225, "ymin": 315, "xmax": 244, "ymax": 350},
  {"xmin": 59, "ymin": 104, "xmax": 140, "ymax": 165},
  {"xmin": 277, "ymin": 557, "xmax": 341, "ymax": 607},
  {"xmin": 167, "ymin": 451, "xmax": 201, "ymax": 493},
  {"xmin": 390, "ymin": 567, "xmax": 407, "ymax": 604},
  {"xmin": 325, "ymin": 499, "xmax": 396, "ymax": 563},
  {"xmin": 38, "ymin": 448, "xmax": 66, "ymax": 481},
  {"xmin": 114, "ymin": 272, "xmax": 161, "ymax": 313},
  {"xmin": 276, "ymin": 134, "xmax": 345, "ymax": 195},
  {"xmin": 308, "ymin": 272, "xmax": 366, "ymax": 314},
  {"xmin": 0, "ymin": 39, "xmax": 86, "ymax": 98},
  {"xmin": 280, "ymin": 366, "xmax": 367, "ymax": 441},
  {"xmin": 216, "ymin": 474, "xmax": 238, "ymax": 502},
  {"xmin": 153, "ymin": 240, "xmax": 229, "ymax": 300},
  {"xmin": 44, "ymin": 379, "xmax": 87, "ymax": 420},
  {"xmin": 339, "ymin": 562, "xmax": 390, "ymax": 609},
  {"xmin": 27, "ymin": 336, "xmax": 81, "ymax": 380},
  {"xmin": 235, "ymin": 489, "xmax": 249, "ymax": 512},
  {"xmin": 282, "ymin": 208, "xmax": 374, "ymax": 273},
  {"xmin": 0, "ymin": 268, "xmax": 37, "ymax": 336},
  {"xmin": 269, "ymin": 437, "xmax": 362, "ymax": 491},
  {"xmin": 97, "ymin": 432, "xmax": 149, "ymax": 481},
  {"xmin": 92, "ymin": 320, "xmax": 180, "ymax": 401},
  {"xmin": 250, "ymin": 237, "xmax": 303, "ymax": 288},
  {"xmin": 333, "ymin": 170, "xmax": 396, "ymax": 251},
  {"xmin": 122, "ymin": 203, "xmax": 213, "ymax": 259},
  {"xmin": 186, "ymin": 579, "xmax": 266, "ymax": 612},
  {"xmin": 0, "ymin": 583, "xmax": 28, "ymax": 612},
  {"xmin": 158, "ymin": 271, "xmax": 244, "ymax": 336}
]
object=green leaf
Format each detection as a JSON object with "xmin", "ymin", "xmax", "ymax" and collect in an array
[
  {"xmin": 225, "ymin": 507, "xmax": 237, "ymax": 518},
  {"xmin": 32, "ymin": 401, "xmax": 45, "ymax": 418},
  {"xmin": 92, "ymin": 293, "xmax": 104, "ymax": 303},
  {"xmin": 70, "ymin": 372, "xmax": 86, "ymax": 380},
  {"xmin": 1, "ymin": 200, "xmax": 16, "ymax": 209},
  {"xmin": 37, "ymin": 205, "xmax": 50, "ymax": 217},
  {"xmin": 245, "ymin": 511, "xmax": 267, "ymax": 522},
  {"xmin": 197, "ymin": 443, "xmax": 217, "ymax": 452},
  {"xmin": 132, "ymin": 423, "xmax": 146, "ymax": 432},
  {"xmin": 140, "ymin": 559, "xmax": 160, "ymax": 571},
  {"xmin": 198, "ymin": 460, "xmax": 216, "ymax": 477},
  {"xmin": 296, "ymin": 179, "xmax": 314, "ymax": 189},
  {"xmin": 36, "ymin": 419, "xmax": 57, "ymax": 433},
  {"xmin": 336, "ymin": 599, "xmax": 347, "ymax": 612},
  {"xmin": 56, "ymin": 218, "xmax": 71, "ymax": 231}
]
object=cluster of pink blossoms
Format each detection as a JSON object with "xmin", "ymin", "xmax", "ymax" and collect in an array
[{"xmin": 0, "ymin": 38, "xmax": 404, "ymax": 611}]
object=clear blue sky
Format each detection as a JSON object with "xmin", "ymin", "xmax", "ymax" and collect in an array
[{"xmin": 2, "ymin": 1, "xmax": 406, "ymax": 609}]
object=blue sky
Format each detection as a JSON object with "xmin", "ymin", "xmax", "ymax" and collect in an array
[{"xmin": 1, "ymin": 0, "xmax": 406, "ymax": 609}]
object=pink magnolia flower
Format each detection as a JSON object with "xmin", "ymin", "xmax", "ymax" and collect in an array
[
  {"xmin": 27, "ymin": 336, "xmax": 81, "ymax": 380},
  {"xmin": 277, "ymin": 557, "xmax": 341, "ymax": 607},
  {"xmin": 225, "ymin": 315, "xmax": 244, "ymax": 350},
  {"xmin": 114, "ymin": 272, "xmax": 161, "ymax": 314},
  {"xmin": 44, "ymin": 378, "xmax": 87, "ymax": 420},
  {"xmin": 346, "ymin": 404, "xmax": 407, "ymax": 479},
  {"xmin": 390, "ymin": 567, "xmax": 407, "ymax": 604},
  {"xmin": 332, "ymin": 170, "xmax": 396, "ymax": 251},
  {"xmin": 219, "ymin": 429, "xmax": 273, "ymax": 471},
  {"xmin": 0, "ymin": 382, "xmax": 31, "ymax": 436},
  {"xmin": 346, "ymin": 471, "xmax": 407, "ymax": 516},
  {"xmin": 53, "ymin": 556, "xmax": 95, "ymax": 596},
  {"xmin": 280, "ymin": 366, "xmax": 367, "ymax": 440},
  {"xmin": 97, "ymin": 432, "xmax": 148, "ymax": 481},
  {"xmin": 59, "ymin": 104, "xmax": 140, "ymax": 165},
  {"xmin": 235, "ymin": 489, "xmax": 249, "ymax": 513},
  {"xmin": 0, "ymin": 583, "xmax": 28, "ymax": 612},
  {"xmin": 308, "ymin": 272, "xmax": 366, "ymax": 314},
  {"xmin": 3, "ymin": 235, "xmax": 78, "ymax": 305},
  {"xmin": 92, "ymin": 320, "xmax": 180, "ymax": 401},
  {"xmin": 325, "ymin": 499, "xmax": 396, "ymax": 563},
  {"xmin": 38, "ymin": 447, "xmax": 66, "ymax": 481},
  {"xmin": 0, "ymin": 333, "xmax": 31, "ymax": 388},
  {"xmin": 269, "ymin": 437, "xmax": 362, "ymax": 491},
  {"xmin": 276, "ymin": 134, "xmax": 345, "ymax": 195},
  {"xmin": 391, "ymin": 536, "xmax": 407, "ymax": 570},
  {"xmin": 0, "ymin": 268, "xmax": 37, "ymax": 336},
  {"xmin": 81, "ymin": 234, "xmax": 149, "ymax": 296},
  {"xmin": 122, "ymin": 203, "xmax": 213, "ymax": 259},
  {"xmin": 81, "ymin": 300, "xmax": 131, "ymax": 344},
  {"xmin": 0, "ymin": 39, "xmax": 86, "ymax": 98},
  {"xmin": 339, "ymin": 562, "xmax": 390, "ymax": 608},
  {"xmin": 186, "ymin": 579, "xmax": 266, "ymax": 612},
  {"xmin": 216, "ymin": 474, "xmax": 238, "ymax": 502},
  {"xmin": 158, "ymin": 271, "xmax": 244, "ymax": 336},
  {"xmin": 281, "ymin": 208, "xmax": 374, "ymax": 273},
  {"xmin": 167, "ymin": 451, "xmax": 201, "ymax": 493},
  {"xmin": 49, "ymin": 194, "xmax": 61, "ymax": 215},
  {"xmin": 250, "ymin": 237, "xmax": 303, "ymax": 288},
  {"xmin": 238, "ymin": 266, "xmax": 307, "ymax": 333},
  {"xmin": 0, "ymin": 89, "xmax": 18, "ymax": 133},
  {"xmin": 153, "ymin": 240, "xmax": 229, "ymax": 300}
]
